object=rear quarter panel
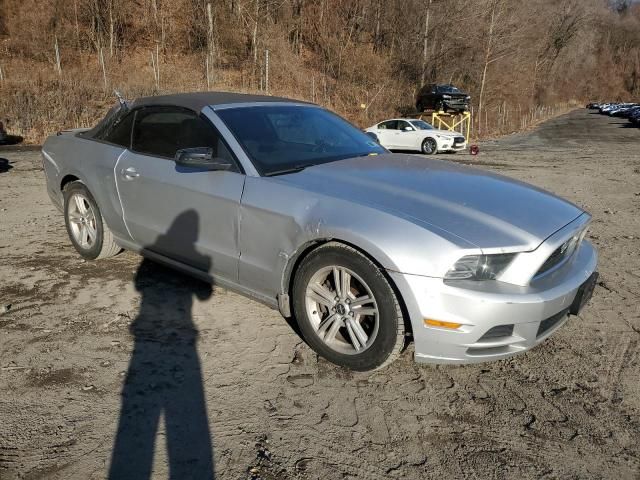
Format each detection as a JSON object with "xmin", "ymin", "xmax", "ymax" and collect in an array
[{"xmin": 42, "ymin": 133, "xmax": 130, "ymax": 240}]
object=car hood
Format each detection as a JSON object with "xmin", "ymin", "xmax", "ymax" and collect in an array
[
  {"xmin": 272, "ymin": 153, "xmax": 584, "ymax": 251},
  {"xmin": 430, "ymin": 129, "xmax": 463, "ymax": 137}
]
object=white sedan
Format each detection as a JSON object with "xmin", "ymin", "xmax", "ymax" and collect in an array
[{"xmin": 366, "ymin": 118, "xmax": 466, "ymax": 154}]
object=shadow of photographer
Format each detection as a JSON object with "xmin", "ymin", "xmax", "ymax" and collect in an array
[
  {"xmin": 0, "ymin": 158, "xmax": 13, "ymax": 173},
  {"xmin": 109, "ymin": 210, "xmax": 215, "ymax": 479}
]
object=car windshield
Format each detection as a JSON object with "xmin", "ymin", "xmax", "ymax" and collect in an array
[
  {"xmin": 216, "ymin": 105, "xmax": 385, "ymax": 176},
  {"xmin": 439, "ymin": 85, "xmax": 461, "ymax": 93},
  {"xmin": 409, "ymin": 120, "xmax": 434, "ymax": 130}
]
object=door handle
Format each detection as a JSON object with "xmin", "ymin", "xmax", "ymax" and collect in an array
[{"xmin": 120, "ymin": 167, "xmax": 139, "ymax": 179}]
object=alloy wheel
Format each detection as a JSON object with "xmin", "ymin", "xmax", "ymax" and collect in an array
[
  {"xmin": 67, "ymin": 193, "xmax": 98, "ymax": 249},
  {"xmin": 423, "ymin": 138, "xmax": 437, "ymax": 154},
  {"xmin": 304, "ymin": 265, "xmax": 379, "ymax": 355}
]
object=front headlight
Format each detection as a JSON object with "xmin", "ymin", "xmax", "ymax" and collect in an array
[{"xmin": 444, "ymin": 253, "xmax": 516, "ymax": 281}]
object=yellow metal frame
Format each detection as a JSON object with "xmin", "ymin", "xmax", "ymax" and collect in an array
[{"xmin": 423, "ymin": 111, "xmax": 471, "ymax": 142}]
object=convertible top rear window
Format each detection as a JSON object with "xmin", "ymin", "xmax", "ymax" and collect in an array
[
  {"xmin": 82, "ymin": 103, "xmax": 130, "ymax": 141},
  {"xmin": 217, "ymin": 105, "xmax": 385, "ymax": 176},
  {"xmin": 103, "ymin": 111, "xmax": 135, "ymax": 147}
]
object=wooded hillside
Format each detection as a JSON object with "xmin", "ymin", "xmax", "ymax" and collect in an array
[{"xmin": 0, "ymin": 0, "xmax": 638, "ymax": 142}]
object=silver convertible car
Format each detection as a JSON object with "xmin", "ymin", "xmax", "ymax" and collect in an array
[{"xmin": 41, "ymin": 92, "xmax": 598, "ymax": 371}]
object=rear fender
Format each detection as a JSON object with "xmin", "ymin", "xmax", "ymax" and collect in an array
[{"xmin": 42, "ymin": 133, "xmax": 131, "ymax": 240}]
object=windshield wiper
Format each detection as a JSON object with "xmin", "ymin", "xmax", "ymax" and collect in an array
[
  {"xmin": 265, "ymin": 164, "xmax": 312, "ymax": 177},
  {"xmin": 265, "ymin": 153, "xmax": 378, "ymax": 176}
]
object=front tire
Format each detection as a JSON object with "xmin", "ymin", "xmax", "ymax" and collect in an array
[
  {"xmin": 292, "ymin": 242, "xmax": 405, "ymax": 371},
  {"xmin": 63, "ymin": 181, "xmax": 121, "ymax": 260},
  {"xmin": 421, "ymin": 137, "xmax": 438, "ymax": 155}
]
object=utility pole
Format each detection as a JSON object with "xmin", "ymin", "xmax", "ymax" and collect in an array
[
  {"xmin": 206, "ymin": 1, "xmax": 214, "ymax": 88},
  {"xmin": 421, "ymin": 0, "xmax": 432, "ymax": 86},
  {"xmin": 150, "ymin": 46, "xmax": 160, "ymax": 89},
  {"xmin": 265, "ymin": 49, "xmax": 269, "ymax": 94},
  {"xmin": 54, "ymin": 37, "xmax": 62, "ymax": 75},
  {"xmin": 99, "ymin": 47, "xmax": 108, "ymax": 89}
]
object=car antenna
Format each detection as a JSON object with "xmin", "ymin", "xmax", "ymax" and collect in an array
[{"xmin": 114, "ymin": 90, "xmax": 128, "ymax": 110}]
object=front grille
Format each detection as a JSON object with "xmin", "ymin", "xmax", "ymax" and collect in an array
[
  {"xmin": 453, "ymin": 136, "xmax": 465, "ymax": 144},
  {"xmin": 536, "ymin": 308, "xmax": 569, "ymax": 338},
  {"xmin": 478, "ymin": 324, "xmax": 514, "ymax": 341}
]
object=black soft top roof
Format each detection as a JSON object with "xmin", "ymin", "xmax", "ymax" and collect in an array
[
  {"xmin": 132, "ymin": 91, "xmax": 309, "ymax": 113},
  {"xmin": 82, "ymin": 91, "xmax": 311, "ymax": 140}
]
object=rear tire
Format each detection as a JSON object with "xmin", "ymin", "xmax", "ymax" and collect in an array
[
  {"xmin": 421, "ymin": 137, "xmax": 438, "ymax": 155},
  {"xmin": 63, "ymin": 181, "xmax": 121, "ymax": 260},
  {"xmin": 292, "ymin": 242, "xmax": 405, "ymax": 371}
]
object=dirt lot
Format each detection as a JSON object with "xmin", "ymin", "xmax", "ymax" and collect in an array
[{"xmin": 0, "ymin": 109, "xmax": 639, "ymax": 480}]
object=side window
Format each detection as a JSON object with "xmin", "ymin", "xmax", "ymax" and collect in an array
[
  {"xmin": 379, "ymin": 120, "xmax": 398, "ymax": 130},
  {"xmin": 102, "ymin": 112, "xmax": 135, "ymax": 147},
  {"xmin": 132, "ymin": 107, "xmax": 238, "ymax": 169},
  {"xmin": 174, "ymin": 114, "xmax": 236, "ymax": 165},
  {"xmin": 132, "ymin": 107, "xmax": 195, "ymax": 158}
]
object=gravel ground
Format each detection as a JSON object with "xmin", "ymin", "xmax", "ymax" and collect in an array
[{"xmin": 0, "ymin": 109, "xmax": 639, "ymax": 479}]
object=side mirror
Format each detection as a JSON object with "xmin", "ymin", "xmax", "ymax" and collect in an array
[
  {"xmin": 175, "ymin": 147, "xmax": 232, "ymax": 171},
  {"xmin": 403, "ymin": 126, "xmax": 413, "ymax": 132},
  {"xmin": 365, "ymin": 131, "xmax": 379, "ymax": 143}
]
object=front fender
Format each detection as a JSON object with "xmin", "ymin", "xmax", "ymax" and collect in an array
[
  {"xmin": 238, "ymin": 176, "xmax": 477, "ymax": 301},
  {"xmin": 288, "ymin": 196, "xmax": 476, "ymax": 277}
]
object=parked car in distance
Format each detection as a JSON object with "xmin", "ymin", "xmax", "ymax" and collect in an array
[
  {"xmin": 598, "ymin": 103, "xmax": 617, "ymax": 114},
  {"xmin": 599, "ymin": 102, "xmax": 636, "ymax": 115},
  {"xmin": 41, "ymin": 91, "xmax": 598, "ymax": 371},
  {"xmin": 607, "ymin": 103, "xmax": 635, "ymax": 116},
  {"xmin": 612, "ymin": 104, "xmax": 640, "ymax": 118},
  {"xmin": 365, "ymin": 118, "xmax": 466, "ymax": 154},
  {"xmin": 586, "ymin": 102, "xmax": 600, "ymax": 109},
  {"xmin": 416, "ymin": 84, "xmax": 470, "ymax": 113}
]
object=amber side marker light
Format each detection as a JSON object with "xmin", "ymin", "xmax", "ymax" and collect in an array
[{"xmin": 424, "ymin": 319, "xmax": 462, "ymax": 329}]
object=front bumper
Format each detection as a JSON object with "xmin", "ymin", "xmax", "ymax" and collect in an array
[
  {"xmin": 439, "ymin": 142, "xmax": 467, "ymax": 152},
  {"xmin": 443, "ymin": 99, "xmax": 469, "ymax": 112},
  {"xmin": 389, "ymin": 240, "xmax": 598, "ymax": 364},
  {"xmin": 438, "ymin": 140, "xmax": 467, "ymax": 152}
]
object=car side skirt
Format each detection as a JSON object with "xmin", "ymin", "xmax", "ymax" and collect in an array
[{"xmin": 114, "ymin": 236, "xmax": 281, "ymax": 311}]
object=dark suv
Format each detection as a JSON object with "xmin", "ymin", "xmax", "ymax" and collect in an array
[{"xmin": 416, "ymin": 84, "xmax": 471, "ymax": 113}]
